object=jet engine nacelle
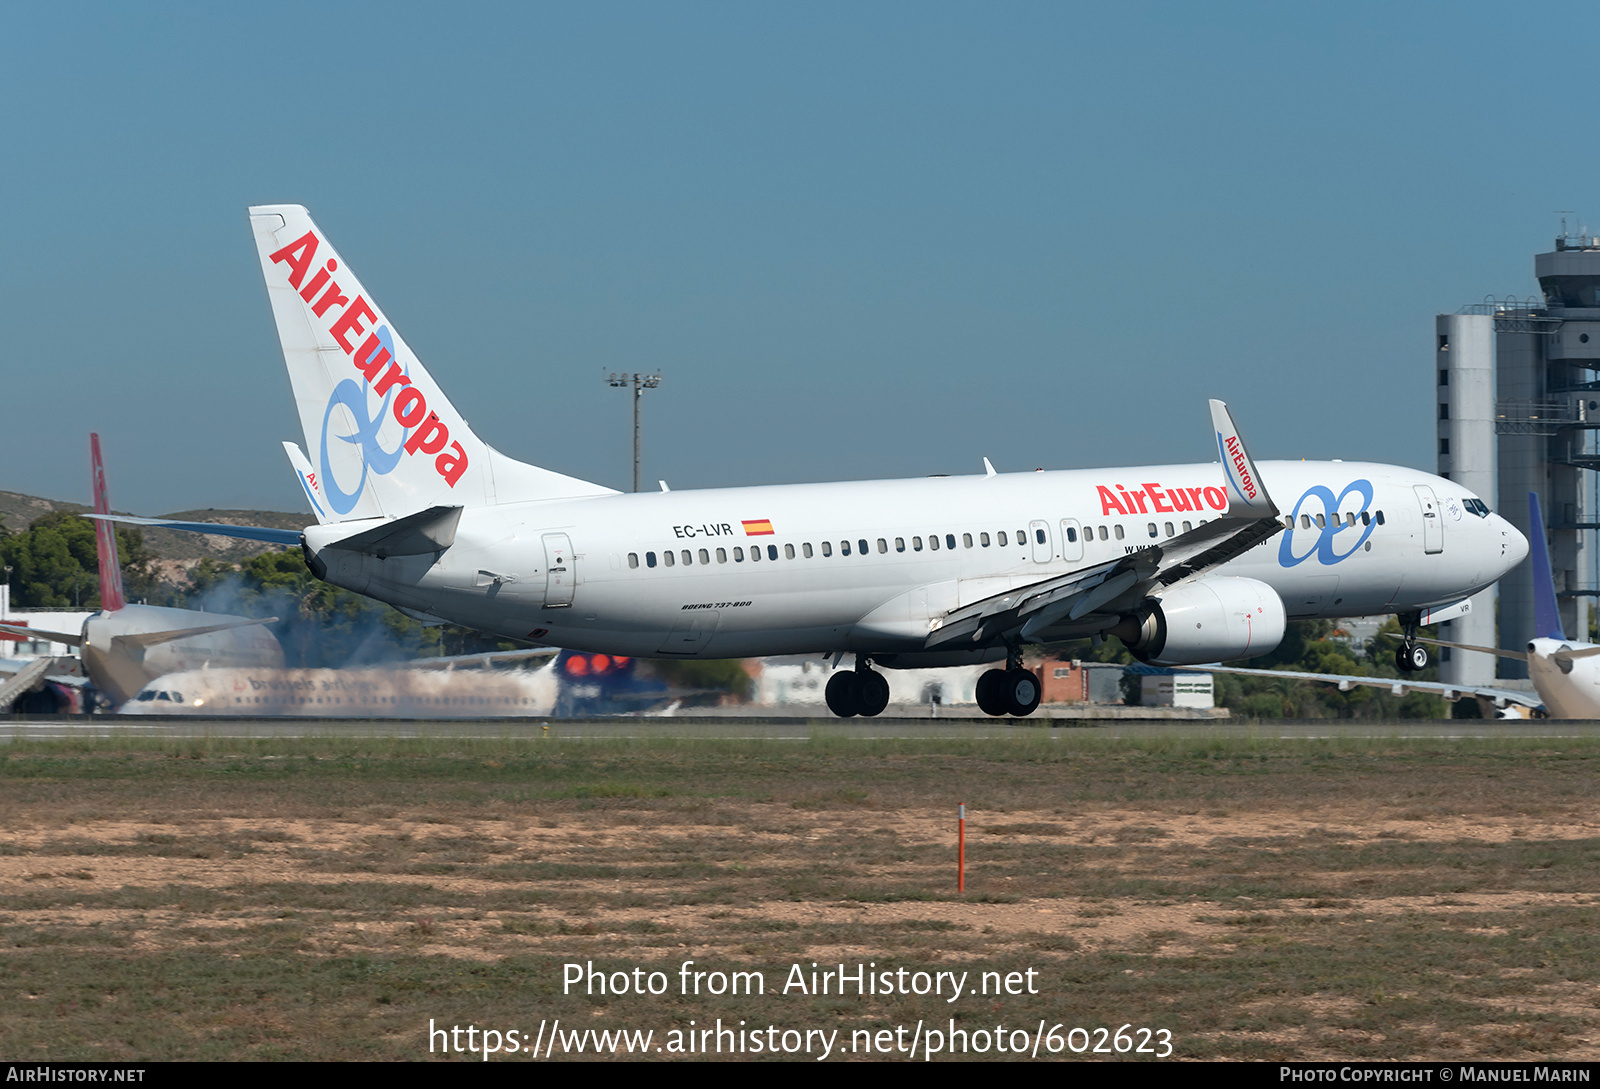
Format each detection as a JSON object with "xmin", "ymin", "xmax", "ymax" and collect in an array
[{"xmin": 1110, "ymin": 577, "xmax": 1287, "ymax": 665}]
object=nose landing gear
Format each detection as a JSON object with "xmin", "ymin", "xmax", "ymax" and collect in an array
[{"xmin": 1393, "ymin": 611, "xmax": 1430, "ymax": 673}]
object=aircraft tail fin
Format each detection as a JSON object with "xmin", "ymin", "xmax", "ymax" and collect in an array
[
  {"xmin": 1530, "ymin": 492, "xmax": 1566, "ymax": 640},
  {"xmin": 247, "ymin": 205, "xmax": 617, "ymax": 524},
  {"xmin": 89, "ymin": 434, "xmax": 126, "ymax": 613}
]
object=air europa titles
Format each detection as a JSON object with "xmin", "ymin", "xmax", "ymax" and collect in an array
[
  {"xmin": 269, "ymin": 231, "xmax": 468, "ymax": 488},
  {"xmin": 1224, "ymin": 434, "xmax": 1259, "ymax": 500},
  {"xmin": 1095, "ymin": 482, "xmax": 1228, "ymax": 518}
]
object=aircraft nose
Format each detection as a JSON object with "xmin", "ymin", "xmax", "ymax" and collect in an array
[{"xmin": 1498, "ymin": 515, "xmax": 1529, "ymax": 572}]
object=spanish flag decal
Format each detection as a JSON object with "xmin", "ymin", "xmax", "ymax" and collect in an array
[{"xmin": 741, "ymin": 519, "xmax": 775, "ymax": 536}]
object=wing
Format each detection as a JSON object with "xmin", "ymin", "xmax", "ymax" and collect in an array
[
  {"xmin": 1203, "ymin": 663, "xmax": 1544, "ymax": 713},
  {"xmin": 85, "ymin": 513, "xmax": 303, "ymax": 546},
  {"xmin": 927, "ymin": 399, "xmax": 1282, "ymax": 651},
  {"xmin": 399, "ymin": 648, "xmax": 558, "ymax": 671}
]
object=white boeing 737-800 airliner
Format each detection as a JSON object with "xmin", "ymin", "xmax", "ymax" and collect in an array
[{"xmin": 101, "ymin": 205, "xmax": 1529, "ymax": 718}]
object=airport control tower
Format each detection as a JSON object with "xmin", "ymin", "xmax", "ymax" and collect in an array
[{"xmin": 1438, "ymin": 226, "xmax": 1600, "ymax": 681}]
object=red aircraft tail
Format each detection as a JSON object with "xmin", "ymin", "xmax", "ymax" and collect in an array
[{"xmin": 90, "ymin": 434, "xmax": 126, "ymax": 613}]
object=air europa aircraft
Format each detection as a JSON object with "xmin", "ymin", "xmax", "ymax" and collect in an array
[
  {"xmin": 103, "ymin": 205, "xmax": 1529, "ymax": 719},
  {"xmin": 1209, "ymin": 494, "xmax": 1596, "ymax": 719}
]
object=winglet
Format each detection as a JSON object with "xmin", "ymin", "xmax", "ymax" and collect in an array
[
  {"xmin": 1530, "ymin": 492, "xmax": 1565, "ymax": 640},
  {"xmin": 283, "ymin": 442, "xmax": 331, "ymax": 524},
  {"xmin": 1209, "ymin": 399, "xmax": 1278, "ymax": 518},
  {"xmin": 89, "ymin": 434, "xmax": 127, "ymax": 613}
]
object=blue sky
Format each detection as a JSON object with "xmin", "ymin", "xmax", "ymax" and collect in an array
[{"xmin": 2, "ymin": 2, "xmax": 1594, "ymax": 514}]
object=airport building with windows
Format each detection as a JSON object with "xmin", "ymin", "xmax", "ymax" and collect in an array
[{"xmin": 1436, "ymin": 227, "xmax": 1600, "ymax": 681}]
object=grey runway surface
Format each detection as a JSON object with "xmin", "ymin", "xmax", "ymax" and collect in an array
[{"xmin": 3, "ymin": 714, "xmax": 1600, "ymax": 741}]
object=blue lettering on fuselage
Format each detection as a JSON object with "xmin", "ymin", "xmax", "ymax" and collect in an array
[{"xmin": 1278, "ymin": 480, "xmax": 1377, "ymax": 567}]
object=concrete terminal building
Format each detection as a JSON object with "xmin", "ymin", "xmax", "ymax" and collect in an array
[{"xmin": 1437, "ymin": 228, "xmax": 1600, "ymax": 682}]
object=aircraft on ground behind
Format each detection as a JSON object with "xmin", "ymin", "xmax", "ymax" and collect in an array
[
  {"xmin": 0, "ymin": 435, "xmax": 285, "ymax": 710},
  {"xmin": 100, "ymin": 206, "xmax": 1529, "ymax": 718}
]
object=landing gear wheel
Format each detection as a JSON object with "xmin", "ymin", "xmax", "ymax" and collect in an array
[
  {"xmin": 1003, "ymin": 668, "xmax": 1042, "ymax": 717},
  {"xmin": 856, "ymin": 671, "xmax": 890, "ymax": 717},
  {"xmin": 1395, "ymin": 642, "xmax": 1429, "ymax": 674},
  {"xmin": 975, "ymin": 669, "xmax": 1009, "ymax": 716},
  {"xmin": 825, "ymin": 671, "xmax": 860, "ymax": 717}
]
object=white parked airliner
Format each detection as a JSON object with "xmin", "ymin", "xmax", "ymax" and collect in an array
[{"xmin": 101, "ymin": 205, "xmax": 1529, "ymax": 719}]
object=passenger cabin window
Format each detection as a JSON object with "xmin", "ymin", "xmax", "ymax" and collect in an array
[
  {"xmin": 682, "ymin": 550, "xmax": 692, "ymax": 565},
  {"xmin": 1147, "ymin": 523, "xmax": 1158, "ymax": 538},
  {"xmin": 734, "ymin": 547, "xmax": 745, "ymax": 561},
  {"xmin": 699, "ymin": 549, "xmax": 710, "ymax": 564},
  {"xmin": 717, "ymin": 548, "xmax": 728, "ymax": 563},
  {"xmin": 963, "ymin": 533, "xmax": 973, "ymax": 547},
  {"xmin": 664, "ymin": 551, "xmax": 675, "ymax": 566},
  {"xmin": 877, "ymin": 538, "xmax": 887, "ymax": 554},
  {"xmin": 914, "ymin": 536, "xmax": 924, "ymax": 550},
  {"xmin": 1164, "ymin": 522, "xmax": 1174, "ymax": 537},
  {"xmin": 802, "ymin": 543, "xmax": 813, "ymax": 558},
  {"xmin": 646, "ymin": 551, "xmax": 657, "ymax": 568},
  {"xmin": 841, "ymin": 540, "xmax": 851, "ymax": 556},
  {"xmin": 1099, "ymin": 526, "xmax": 1108, "ymax": 540},
  {"xmin": 821, "ymin": 541, "xmax": 832, "ymax": 557},
  {"xmin": 785, "ymin": 543, "xmax": 795, "ymax": 559},
  {"xmin": 1065, "ymin": 527, "xmax": 1077, "ymax": 542},
  {"xmin": 946, "ymin": 534, "xmax": 957, "ymax": 549},
  {"xmin": 859, "ymin": 539, "xmax": 869, "ymax": 555},
  {"xmin": 895, "ymin": 537, "xmax": 905, "ymax": 552},
  {"xmin": 750, "ymin": 546, "xmax": 761, "ymax": 562},
  {"xmin": 628, "ymin": 553, "xmax": 639, "ymax": 568},
  {"xmin": 1376, "ymin": 511, "xmax": 1386, "ymax": 525},
  {"xmin": 997, "ymin": 532, "xmax": 1007, "ymax": 546},
  {"xmin": 1035, "ymin": 528, "xmax": 1046, "ymax": 544},
  {"xmin": 929, "ymin": 535, "xmax": 940, "ymax": 551},
  {"xmin": 980, "ymin": 532, "xmax": 990, "ymax": 547},
  {"xmin": 1114, "ymin": 525, "xmax": 1125, "ymax": 540},
  {"xmin": 768, "ymin": 544, "xmax": 779, "ymax": 560}
]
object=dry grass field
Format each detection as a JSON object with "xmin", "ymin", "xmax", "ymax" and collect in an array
[{"xmin": 0, "ymin": 730, "xmax": 1597, "ymax": 1061}]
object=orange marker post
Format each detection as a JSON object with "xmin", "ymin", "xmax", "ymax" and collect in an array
[{"xmin": 957, "ymin": 803, "xmax": 966, "ymax": 892}]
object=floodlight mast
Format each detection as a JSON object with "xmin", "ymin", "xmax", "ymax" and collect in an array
[{"xmin": 606, "ymin": 372, "xmax": 662, "ymax": 493}]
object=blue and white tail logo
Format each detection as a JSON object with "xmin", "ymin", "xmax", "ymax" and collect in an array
[{"xmin": 250, "ymin": 204, "xmax": 615, "ymax": 522}]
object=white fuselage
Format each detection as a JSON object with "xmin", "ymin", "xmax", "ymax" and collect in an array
[
  {"xmin": 119, "ymin": 662, "xmax": 557, "ymax": 717},
  {"xmin": 1525, "ymin": 638, "xmax": 1600, "ymax": 719},
  {"xmin": 304, "ymin": 459, "xmax": 1524, "ymax": 663},
  {"xmin": 81, "ymin": 604, "xmax": 286, "ymax": 707}
]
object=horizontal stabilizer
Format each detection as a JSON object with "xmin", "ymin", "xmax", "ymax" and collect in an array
[
  {"xmin": 0, "ymin": 621, "xmax": 82, "ymax": 648},
  {"xmin": 328, "ymin": 505, "xmax": 463, "ymax": 558},
  {"xmin": 110, "ymin": 616, "xmax": 280, "ymax": 654},
  {"xmin": 87, "ymin": 513, "xmax": 303, "ymax": 546}
]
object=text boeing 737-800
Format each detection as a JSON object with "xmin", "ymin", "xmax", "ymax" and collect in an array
[{"xmin": 101, "ymin": 205, "xmax": 1529, "ymax": 718}]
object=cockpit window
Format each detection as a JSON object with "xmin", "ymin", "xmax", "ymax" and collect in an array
[{"xmin": 1463, "ymin": 498, "xmax": 1491, "ymax": 518}]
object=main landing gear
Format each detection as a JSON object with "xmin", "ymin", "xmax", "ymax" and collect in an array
[
  {"xmin": 825, "ymin": 659, "xmax": 891, "ymax": 718},
  {"xmin": 975, "ymin": 650, "xmax": 1042, "ymax": 718},
  {"xmin": 1394, "ymin": 611, "xmax": 1430, "ymax": 674}
]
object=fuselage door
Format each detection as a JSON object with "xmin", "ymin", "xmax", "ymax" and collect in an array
[
  {"xmin": 1059, "ymin": 519, "xmax": 1084, "ymax": 563},
  {"xmin": 1029, "ymin": 520, "xmax": 1052, "ymax": 563},
  {"xmin": 1414, "ymin": 486, "xmax": 1443, "ymax": 555},
  {"xmin": 543, "ymin": 533, "xmax": 575, "ymax": 607}
]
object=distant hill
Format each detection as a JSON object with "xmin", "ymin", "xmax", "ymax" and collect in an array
[{"xmin": 0, "ymin": 491, "xmax": 305, "ymax": 565}]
